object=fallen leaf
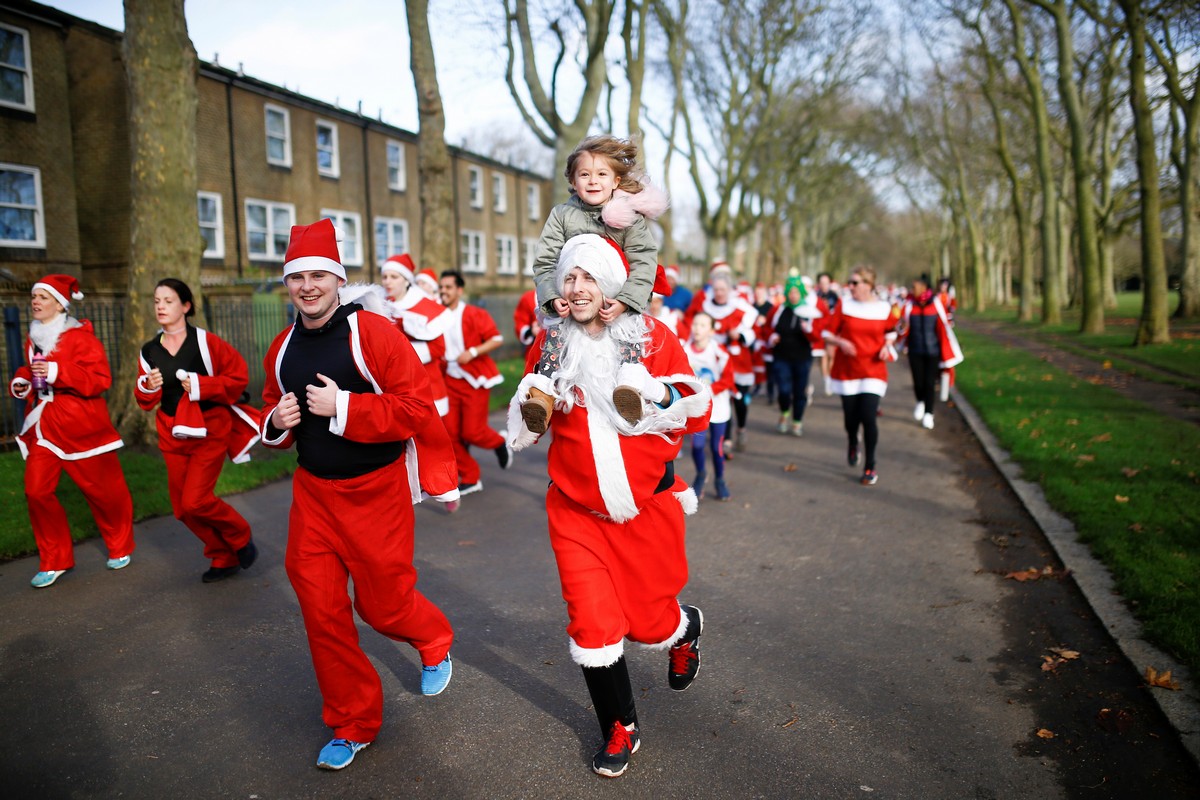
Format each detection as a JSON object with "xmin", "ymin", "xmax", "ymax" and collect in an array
[
  {"xmin": 1041, "ymin": 656, "xmax": 1060, "ymax": 672},
  {"xmin": 1005, "ymin": 568, "xmax": 1042, "ymax": 582},
  {"xmin": 1145, "ymin": 666, "xmax": 1182, "ymax": 691},
  {"xmin": 783, "ymin": 463, "xmax": 797, "ymax": 472},
  {"xmin": 1102, "ymin": 360, "xmax": 1113, "ymax": 369},
  {"xmin": 1121, "ymin": 467, "xmax": 1140, "ymax": 478},
  {"xmin": 1066, "ymin": 419, "xmax": 1079, "ymax": 426},
  {"xmin": 1096, "ymin": 707, "xmax": 1134, "ymax": 733},
  {"xmin": 1091, "ymin": 432, "xmax": 1113, "ymax": 443},
  {"xmin": 1129, "ymin": 523, "xmax": 1144, "ymax": 532},
  {"xmin": 1041, "ymin": 374, "xmax": 1055, "ymax": 382},
  {"xmin": 1049, "ymin": 648, "xmax": 1080, "ymax": 660},
  {"xmin": 1115, "ymin": 495, "xmax": 1129, "ymax": 503},
  {"xmin": 1036, "ymin": 728, "xmax": 1055, "ymax": 739},
  {"xmin": 781, "ymin": 716, "xmax": 799, "ymax": 728},
  {"xmin": 1076, "ymin": 454, "xmax": 1095, "ymax": 463},
  {"xmin": 457, "ymin": 540, "xmax": 477, "ymax": 547}
]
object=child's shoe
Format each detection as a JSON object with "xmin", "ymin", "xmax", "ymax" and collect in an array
[
  {"xmin": 521, "ymin": 386, "xmax": 555, "ymax": 434},
  {"xmin": 714, "ymin": 479, "xmax": 730, "ymax": 501},
  {"xmin": 612, "ymin": 385, "xmax": 644, "ymax": 425}
]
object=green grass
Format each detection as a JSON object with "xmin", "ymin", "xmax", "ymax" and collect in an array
[
  {"xmin": 0, "ymin": 447, "xmax": 296, "ymax": 562},
  {"xmin": 955, "ymin": 328, "xmax": 1200, "ymax": 668},
  {"xmin": 490, "ymin": 357, "xmax": 526, "ymax": 412}
]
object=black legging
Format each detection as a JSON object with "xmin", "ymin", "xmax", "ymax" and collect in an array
[
  {"xmin": 842, "ymin": 393, "xmax": 881, "ymax": 470},
  {"xmin": 909, "ymin": 354, "xmax": 940, "ymax": 414},
  {"xmin": 732, "ymin": 382, "xmax": 753, "ymax": 431}
]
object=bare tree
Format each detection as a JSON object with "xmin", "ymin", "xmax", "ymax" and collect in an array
[
  {"xmin": 113, "ymin": 0, "xmax": 199, "ymax": 442},
  {"xmin": 407, "ymin": 0, "xmax": 456, "ymax": 271}
]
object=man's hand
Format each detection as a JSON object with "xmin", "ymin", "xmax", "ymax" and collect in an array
[
  {"xmin": 552, "ymin": 297, "xmax": 570, "ymax": 318},
  {"xmin": 599, "ymin": 299, "xmax": 629, "ymax": 324},
  {"xmin": 274, "ymin": 391, "xmax": 302, "ymax": 430},
  {"xmin": 305, "ymin": 374, "xmax": 339, "ymax": 417}
]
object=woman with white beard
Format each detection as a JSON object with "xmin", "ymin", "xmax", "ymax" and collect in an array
[{"xmin": 8, "ymin": 274, "xmax": 135, "ymax": 588}]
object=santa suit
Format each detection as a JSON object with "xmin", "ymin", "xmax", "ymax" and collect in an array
[
  {"xmin": 442, "ymin": 301, "xmax": 504, "ymax": 486},
  {"xmin": 389, "ymin": 286, "xmax": 452, "ymax": 417},
  {"xmin": 10, "ymin": 320, "xmax": 134, "ymax": 571},
  {"xmin": 684, "ymin": 292, "xmax": 759, "ymax": 386},
  {"xmin": 513, "ymin": 289, "xmax": 539, "ymax": 354},
  {"xmin": 510, "ymin": 318, "xmax": 710, "ymax": 667},
  {"xmin": 135, "ymin": 325, "xmax": 260, "ymax": 569},
  {"xmin": 822, "ymin": 297, "xmax": 900, "ymax": 397},
  {"xmin": 260, "ymin": 304, "xmax": 455, "ymax": 743},
  {"xmin": 899, "ymin": 293, "xmax": 964, "ymax": 413}
]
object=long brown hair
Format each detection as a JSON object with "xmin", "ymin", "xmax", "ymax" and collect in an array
[{"xmin": 564, "ymin": 135, "xmax": 644, "ymax": 194}]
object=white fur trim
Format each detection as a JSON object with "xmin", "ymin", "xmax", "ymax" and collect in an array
[
  {"xmin": 261, "ymin": 408, "xmax": 291, "ymax": 445},
  {"xmin": 404, "ymin": 439, "xmax": 423, "ymax": 505},
  {"xmin": 229, "ymin": 405, "xmax": 260, "ymax": 462},
  {"xmin": 569, "ymin": 638, "xmax": 625, "ymax": 668},
  {"xmin": 329, "ymin": 389, "xmax": 351, "ymax": 436},
  {"xmin": 434, "ymin": 395, "xmax": 449, "ymax": 416},
  {"xmin": 340, "ymin": 282, "xmax": 389, "ymax": 317},
  {"xmin": 283, "ymin": 254, "xmax": 346, "ymax": 281},
  {"xmin": 45, "ymin": 360, "xmax": 59, "ymax": 385},
  {"xmin": 32, "ymin": 281, "xmax": 72, "ymax": 311},
  {"xmin": 171, "ymin": 423, "xmax": 207, "ymax": 439},
  {"xmin": 830, "ymin": 377, "xmax": 888, "ymax": 397},
  {"xmin": 674, "ymin": 487, "xmax": 699, "ymax": 515},
  {"xmin": 196, "ymin": 328, "xmax": 214, "ymax": 376},
  {"xmin": 34, "ymin": 436, "xmax": 123, "ymax": 462},
  {"xmin": 639, "ymin": 605, "xmax": 688, "ymax": 651},
  {"xmin": 588, "ymin": 404, "xmax": 639, "ymax": 522},
  {"xmin": 347, "ymin": 313, "xmax": 382, "ymax": 393}
]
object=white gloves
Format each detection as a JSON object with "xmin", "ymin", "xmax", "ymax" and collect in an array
[{"xmin": 616, "ymin": 363, "xmax": 667, "ymax": 403}]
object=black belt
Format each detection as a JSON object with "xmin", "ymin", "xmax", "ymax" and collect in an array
[{"xmin": 654, "ymin": 460, "xmax": 675, "ymax": 494}]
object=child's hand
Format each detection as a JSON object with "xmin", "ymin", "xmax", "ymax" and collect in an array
[
  {"xmin": 552, "ymin": 298, "xmax": 570, "ymax": 318},
  {"xmin": 599, "ymin": 299, "xmax": 628, "ymax": 324}
]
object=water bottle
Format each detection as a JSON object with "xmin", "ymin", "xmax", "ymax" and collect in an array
[{"xmin": 31, "ymin": 354, "xmax": 47, "ymax": 392}]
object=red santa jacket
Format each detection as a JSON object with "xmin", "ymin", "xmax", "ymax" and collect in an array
[
  {"xmin": 10, "ymin": 319, "xmax": 124, "ymax": 461},
  {"xmin": 444, "ymin": 302, "xmax": 503, "ymax": 389},
  {"xmin": 513, "ymin": 289, "xmax": 539, "ymax": 353},
  {"xmin": 389, "ymin": 286, "xmax": 451, "ymax": 414},
  {"xmin": 898, "ymin": 295, "xmax": 964, "ymax": 370},
  {"xmin": 134, "ymin": 326, "xmax": 261, "ymax": 462},
  {"xmin": 520, "ymin": 318, "xmax": 710, "ymax": 522},
  {"xmin": 685, "ymin": 338, "xmax": 734, "ymax": 425},
  {"xmin": 686, "ymin": 294, "xmax": 759, "ymax": 384},
  {"xmin": 822, "ymin": 297, "xmax": 900, "ymax": 397},
  {"xmin": 260, "ymin": 306, "xmax": 459, "ymax": 503}
]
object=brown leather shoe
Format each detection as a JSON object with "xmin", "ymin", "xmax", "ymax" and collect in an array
[
  {"xmin": 521, "ymin": 386, "xmax": 555, "ymax": 434},
  {"xmin": 612, "ymin": 386, "xmax": 644, "ymax": 425}
]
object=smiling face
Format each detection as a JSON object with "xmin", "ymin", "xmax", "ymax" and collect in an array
[
  {"xmin": 286, "ymin": 270, "xmax": 344, "ymax": 329},
  {"xmin": 571, "ymin": 152, "xmax": 619, "ymax": 207},
  {"xmin": 562, "ymin": 266, "xmax": 606, "ymax": 333},
  {"xmin": 439, "ymin": 276, "xmax": 463, "ymax": 308},
  {"xmin": 381, "ymin": 270, "xmax": 409, "ymax": 301},
  {"xmin": 154, "ymin": 285, "xmax": 191, "ymax": 330},
  {"xmin": 31, "ymin": 288, "xmax": 65, "ymax": 323},
  {"xmin": 848, "ymin": 272, "xmax": 874, "ymax": 303}
]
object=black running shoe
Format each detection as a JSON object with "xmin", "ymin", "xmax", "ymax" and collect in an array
[
  {"xmin": 668, "ymin": 605, "xmax": 703, "ymax": 691},
  {"xmin": 848, "ymin": 442, "xmax": 859, "ymax": 467},
  {"xmin": 236, "ymin": 539, "xmax": 258, "ymax": 570},
  {"xmin": 592, "ymin": 721, "xmax": 640, "ymax": 778},
  {"xmin": 201, "ymin": 565, "xmax": 240, "ymax": 583}
]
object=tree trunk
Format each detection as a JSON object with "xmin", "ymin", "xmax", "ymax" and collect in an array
[
  {"xmin": 1119, "ymin": 0, "xmax": 1170, "ymax": 344},
  {"xmin": 115, "ymin": 0, "xmax": 199, "ymax": 444},
  {"xmin": 406, "ymin": 0, "xmax": 455, "ymax": 273},
  {"xmin": 1179, "ymin": 136, "xmax": 1200, "ymax": 318}
]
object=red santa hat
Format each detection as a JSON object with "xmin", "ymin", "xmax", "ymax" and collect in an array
[
  {"xmin": 382, "ymin": 253, "xmax": 416, "ymax": 284},
  {"xmin": 556, "ymin": 234, "xmax": 672, "ymax": 299},
  {"xmin": 32, "ymin": 274, "xmax": 84, "ymax": 311},
  {"xmin": 415, "ymin": 268, "xmax": 439, "ymax": 293},
  {"xmin": 709, "ymin": 260, "xmax": 733, "ymax": 282},
  {"xmin": 665, "ymin": 264, "xmax": 680, "ymax": 281},
  {"xmin": 283, "ymin": 219, "xmax": 346, "ymax": 281}
]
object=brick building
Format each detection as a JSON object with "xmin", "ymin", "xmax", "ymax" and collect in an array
[{"xmin": 0, "ymin": 0, "xmax": 552, "ymax": 295}]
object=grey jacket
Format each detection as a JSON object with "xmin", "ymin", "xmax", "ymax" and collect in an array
[{"xmin": 532, "ymin": 194, "xmax": 659, "ymax": 315}]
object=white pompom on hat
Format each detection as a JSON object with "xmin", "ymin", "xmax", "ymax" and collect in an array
[
  {"xmin": 283, "ymin": 218, "xmax": 346, "ymax": 281},
  {"xmin": 555, "ymin": 234, "xmax": 629, "ymax": 298},
  {"xmin": 32, "ymin": 274, "xmax": 84, "ymax": 311}
]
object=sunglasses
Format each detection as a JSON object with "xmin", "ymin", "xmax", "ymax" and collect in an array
[{"xmin": 846, "ymin": 279, "xmax": 861, "ymax": 286}]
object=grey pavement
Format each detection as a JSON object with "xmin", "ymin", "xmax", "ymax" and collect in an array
[{"xmin": 1, "ymin": 364, "xmax": 1197, "ymax": 799}]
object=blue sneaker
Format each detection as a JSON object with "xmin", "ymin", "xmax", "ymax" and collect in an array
[
  {"xmin": 316, "ymin": 738, "xmax": 370, "ymax": 770},
  {"xmin": 421, "ymin": 654, "xmax": 453, "ymax": 696},
  {"xmin": 31, "ymin": 570, "xmax": 65, "ymax": 588},
  {"xmin": 106, "ymin": 555, "xmax": 131, "ymax": 570},
  {"xmin": 714, "ymin": 479, "xmax": 731, "ymax": 501}
]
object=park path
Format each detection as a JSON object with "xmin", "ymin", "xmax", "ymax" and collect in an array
[
  {"xmin": 963, "ymin": 319, "xmax": 1200, "ymax": 427},
  {"xmin": 0, "ymin": 365, "xmax": 1196, "ymax": 799}
]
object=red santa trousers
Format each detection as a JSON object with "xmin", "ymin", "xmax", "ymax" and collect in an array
[
  {"xmin": 163, "ymin": 441, "xmax": 251, "ymax": 569},
  {"xmin": 546, "ymin": 484, "xmax": 688, "ymax": 667},
  {"xmin": 24, "ymin": 446, "xmax": 134, "ymax": 571},
  {"xmin": 444, "ymin": 375, "xmax": 504, "ymax": 485},
  {"xmin": 285, "ymin": 457, "xmax": 454, "ymax": 743}
]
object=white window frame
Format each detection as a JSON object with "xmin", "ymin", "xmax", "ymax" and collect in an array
[
  {"xmin": 386, "ymin": 139, "xmax": 406, "ymax": 191},
  {"xmin": 0, "ymin": 23, "xmax": 34, "ymax": 112},
  {"xmin": 522, "ymin": 237, "xmax": 538, "ymax": 276},
  {"xmin": 0, "ymin": 163, "xmax": 45, "ymax": 248},
  {"xmin": 526, "ymin": 183, "xmax": 540, "ymax": 222},
  {"xmin": 244, "ymin": 198, "xmax": 295, "ymax": 261},
  {"xmin": 468, "ymin": 166, "xmax": 484, "ymax": 209},
  {"xmin": 264, "ymin": 104, "xmax": 292, "ymax": 168},
  {"xmin": 320, "ymin": 208, "xmax": 364, "ymax": 267},
  {"xmin": 197, "ymin": 191, "xmax": 224, "ymax": 259},
  {"xmin": 374, "ymin": 216, "xmax": 409, "ymax": 266},
  {"xmin": 316, "ymin": 119, "xmax": 340, "ymax": 178},
  {"xmin": 495, "ymin": 234, "xmax": 517, "ymax": 275},
  {"xmin": 460, "ymin": 230, "xmax": 485, "ymax": 273},
  {"xmin": 492, "ymin": 173, "xmax": 507, "ymax": 213}
]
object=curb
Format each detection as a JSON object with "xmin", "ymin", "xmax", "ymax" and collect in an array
[{"xmin": 951, "ymin": 387, "xmax": 1200, "ymax": 766}]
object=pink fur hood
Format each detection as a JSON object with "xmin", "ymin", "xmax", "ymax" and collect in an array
[{"xmin": 601, "ymin": 180, "xmax": 670, "ymax": 229}]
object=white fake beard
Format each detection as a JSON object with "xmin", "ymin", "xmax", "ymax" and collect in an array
[{"xmin": 29, "ymin": 314, "xmax": 70, "ymax": 355}]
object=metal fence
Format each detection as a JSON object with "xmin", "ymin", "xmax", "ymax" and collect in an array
[{"xmin": 2, "ymin": 293, "xmax": 289, "ymax": 446}]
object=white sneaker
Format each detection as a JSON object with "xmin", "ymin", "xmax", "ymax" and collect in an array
[
  {"xmin": 913, "ymin": 402, "xmax": 925, "ymax": 421},
  {"xmin": 922, "ymin": 413, "xmax": 935, "ymax": 430},
  {"xmin": 940, "ymin": 373, "xmax": 951, "ymax": 402}
]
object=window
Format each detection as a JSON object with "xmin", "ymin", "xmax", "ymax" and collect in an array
[
  {"xmin": 492, "ymin": 173, "xmax": 507, "ymax": 213},
  {"xmin": 321, "ymin": 209, "xmax": 363, "ymax": 266},
  {"xmin": 522, "ymin": 237, "xmax": 538, "ymax": 276},
  {"xmin": 0, "ymin": 163, "xmax": 44, "ymax": 247},
  {"xmin": 197, "ymin": 191, "xmax": 224, "ymax": 259},
  {"xmin": 495, "ymin": 235, "xmax": 516, "ymax": 275},
  {"xmin": 526, "ymin": 183, "xmax": 540, "ymax": 222},
  {"xmin": 264, "ymin": 104, "xmax": 292, "ymax": 167},
  {"xmin": 375, "ymin": 216, "xmax": 409, "ymax": 265},
  {"xmin": 244, "ymin": 199, "xmax": 295, "ymax": 261},
  {"xmin": 460, "ymin": 230, "xmax": 485, "ymax": 273},
  {"xmin": 316, "ymin": 120, "xmax": 339, "ymax": 178},
  {"xmin": 0, "ymin": 23, "xmax": 34, "ymax": 112},
  {"xmin": 386, "ymin": 140, "xmax": 406, "ymax": 191},
  {"xmin": 468, "ymin": 166, "xmax": 483, "ymax": 209}
]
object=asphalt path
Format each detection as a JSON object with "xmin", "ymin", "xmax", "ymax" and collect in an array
[{"xmin": 1, "ymin": 364, "xmax": 1196, "ymax": 799}]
